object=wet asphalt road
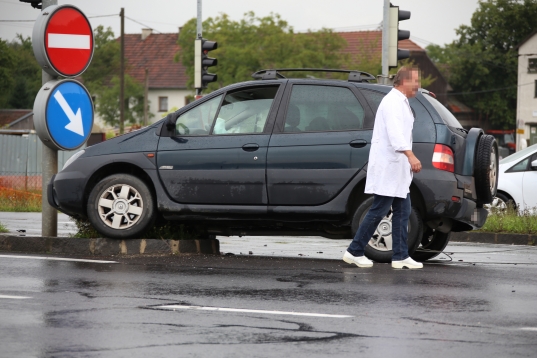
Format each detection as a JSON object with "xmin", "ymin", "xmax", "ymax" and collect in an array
[{"xmin": 1, "ymin": 247, "xmax": 537, "ymax": 357}]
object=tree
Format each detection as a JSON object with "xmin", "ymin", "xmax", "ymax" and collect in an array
[
  {"xmin": 0, "ymin": 36, "xmax": 41, "ymax": 109},
  {"xmin": 426, "ymin": 0, "xmax": 537, "ymax": 128},
  {"xmin": 0, "ymin": 39, "xmax": 16, "ymax": 108},
  {"xmin": 177, "ymin": 12, "xmax": 348, "ymax": 91}
]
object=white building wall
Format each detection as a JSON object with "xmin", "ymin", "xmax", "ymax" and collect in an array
[
  {"xmin": 517, "ymin": 35, "xmax": 537, "ymax": 150},
  {"xmin": 147, "ymin": 88, "xmax": 193, "ymax": 123}
]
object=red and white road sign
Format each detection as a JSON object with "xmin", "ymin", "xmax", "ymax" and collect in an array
[{"xmin": 33, "ymin": 5, "xmax": 94, "ymax": 77}]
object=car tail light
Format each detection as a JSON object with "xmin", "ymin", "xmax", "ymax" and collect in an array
[
  {"xmin": 432, "ymin": 144, "xmax": 455, "ymax": 172},
  {"xmin": 507, "ymin": 142, "xmax": 516, "ymax": 150}
]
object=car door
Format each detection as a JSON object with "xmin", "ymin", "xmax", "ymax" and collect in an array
[
  {"xmin": 522, "ymin": 152, "xmax": 537, "ymax": 210},
  {"xmin": 157, "ymin": 84, "xmax": 283, "ymax": 205},
  {"xmin": 266, "ymin": 82, "xmax": 373, "ymax": 206}
]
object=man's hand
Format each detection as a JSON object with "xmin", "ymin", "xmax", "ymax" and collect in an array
[{"xmin": 403, "ymin": 150, "xmax": 422, "ymax": 173}]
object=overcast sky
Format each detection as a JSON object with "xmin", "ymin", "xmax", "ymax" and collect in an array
[{"xmin": 0, "ymin": 0, "xmax": 480, "ymax": 48}]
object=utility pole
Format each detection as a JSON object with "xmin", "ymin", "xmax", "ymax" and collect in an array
[
  {"xmin": 196, "ymin": 0, "xmax": 202, "ymax": 97},
  {"xmin": 41, "ymin": 0, "xmax": 58, "ymax": 238},
  {"xmin": 380, "ymin": 0, "xmax": 390, "ymax": 85},
  {"xmin": 144, "ymin": 68, "xmax": 149, "ymax": 126},
  {"xmin": 119, "ymin": 7, "xmax": 125, "ymax": 134}
]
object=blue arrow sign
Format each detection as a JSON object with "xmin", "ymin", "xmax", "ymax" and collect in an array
[{"xmin": 46, "ymin": 81, "xmax": 93, "ymax": 150}]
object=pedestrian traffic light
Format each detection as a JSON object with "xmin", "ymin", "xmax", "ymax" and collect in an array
[
  {"xmin": 388, "ymin": 4, "xmax": 411, "ymax": 69},
  {"xmin": 194, "ymin": 38, "xmax": 218, "ymax": 89}
]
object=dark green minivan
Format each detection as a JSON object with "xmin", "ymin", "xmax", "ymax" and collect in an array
[{"xmin": 48, "ymin": 69, "xmax": 498, "ymax": 262}]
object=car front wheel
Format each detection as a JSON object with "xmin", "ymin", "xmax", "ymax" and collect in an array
[{"xmin": 87, "ymin": 174, "xmax": 156, "ymax": 239}]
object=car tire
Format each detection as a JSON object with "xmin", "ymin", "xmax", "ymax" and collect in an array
[
  {"xmin": 411, "ymin": 229, "xmax": 451, "ymax": 262},
  {"xmin": 475, "ymin": 135, "xmax": 499, "ymax": 205},
  {"xmin": 351, "ymin": 196, "xmax": 423, "ymax": 263},
  {"xmin": 487, "ymin": 192, "xmax": 516, "ymax": 212},
  {"xmin": 87, "ymin": 174, "xmax": 156, "ymax": 239}
]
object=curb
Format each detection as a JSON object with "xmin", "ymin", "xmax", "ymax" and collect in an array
[
  {"xmin": 0, "ymin": 234, "xmax": 220, "ymax": 256},
  {"xmin": 451, "ymin": 232, "xmax": 537, "ymax": 246}
]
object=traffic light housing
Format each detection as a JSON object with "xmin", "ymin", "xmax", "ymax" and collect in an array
[
  {"xmin": 195, "ymin": 38, "xmax": 218, "ymax": 89},
  {"xmin": 388, "ymin": 4, "xmax": 411, "ymax": 69}
]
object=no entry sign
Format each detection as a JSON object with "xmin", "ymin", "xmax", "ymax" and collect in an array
[{"xmin": 32, "ymin": 4, "xmax": 94, "ymax": 77}]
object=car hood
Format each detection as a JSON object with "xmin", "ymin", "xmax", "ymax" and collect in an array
[{"xmin": 83, "ymin": 121, "xmax": 163, "ymax": 158}]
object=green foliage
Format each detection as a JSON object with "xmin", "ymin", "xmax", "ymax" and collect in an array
[
  {"xmin": 177, "ymin": 12, "xmax": 348, "ymax": 91},
  {"xmin": 82, "ymin": 26, "xmax": 147, "ymax": 127},
  {"xmin": 480, "ymin": 206, "xmax": 537, "ymax": 234},
  {"xmin": 0, "ymin": 222, "xmax": 8, "ymax": 233},
  {"xmin": 426, "ymin": 0, "xmax": 537, "ymax": 128},
  {"xmin": 70, "ymin": 216, "xmax": 207, "ymax": 240},
  {"xmin": 0, "ymin": 36, "xmax": 41, "ymax": 109}
]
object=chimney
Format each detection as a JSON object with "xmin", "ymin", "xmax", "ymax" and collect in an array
[{"xmin": 141, "ymin": 28, "xmax": 152, "ymax": 40}]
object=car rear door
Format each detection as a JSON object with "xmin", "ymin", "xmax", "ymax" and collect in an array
[
  {"xmin": 157, "ymin": 84, "xmax": 284, "ymax": 205},
  {"xmin": 266, "ymin": 81, "xmax": 374, "ymax": 206}
]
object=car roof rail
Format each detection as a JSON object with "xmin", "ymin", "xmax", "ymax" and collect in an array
[{"xmin": 251, "ymin": 68, "xmax": 376, "ymax": 83}]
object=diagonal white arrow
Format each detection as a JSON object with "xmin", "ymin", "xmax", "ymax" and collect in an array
[{"xmin": 53, "ymin": 90, "xmax": 84, "ymax": 137}]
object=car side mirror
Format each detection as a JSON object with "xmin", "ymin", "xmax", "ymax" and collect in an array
[
  {"xmin": 531, "ymin": 159, "xmax": 537, "ymax": 169},
  {"xmin": 165, "ymin": 111, "xmax": 180, "ymax": 131}
]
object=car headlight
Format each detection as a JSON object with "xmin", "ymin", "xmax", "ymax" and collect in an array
[{"xmin": 62, "ymin": 150, "xmax": 85, "ymax": 170}]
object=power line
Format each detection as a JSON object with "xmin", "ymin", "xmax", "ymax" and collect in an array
[
  {"xmin": 0, "ymin": 19, "xmax": 34, "ymax": 22},
  {"xmin": 445, "ymin": 81, "xmax": 534, "ymax": 96},
  {"xmin": 125, "ymin": 16, "xmax": 161, "ymax": 33}
]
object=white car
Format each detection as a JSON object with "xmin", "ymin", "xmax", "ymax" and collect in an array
[{"xmin": 494, "ymin": 143, "xmax": 537, "ymax": 212}]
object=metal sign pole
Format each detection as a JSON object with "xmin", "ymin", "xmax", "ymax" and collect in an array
[
  {"xmin": 196, "ymin": 0, "xmax": 202, "ymax": 97},
  {"xmin": 41, "ymin": 0, "xmax": 58, "ymax": 238},
  {"xmin": 380, "ymin": 0, "xmax": 390, "ymax": 84}
]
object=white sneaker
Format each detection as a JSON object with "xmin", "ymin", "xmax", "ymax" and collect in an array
[
  {"xmin": 342, "ymin": 251, "xmax": 373, "ymax": 268},
  {"xmin": 392, "ymin": 257, "xmax": 423, "ymax": 269}
]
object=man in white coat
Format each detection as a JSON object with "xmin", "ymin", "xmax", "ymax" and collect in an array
[{"xmin": 343, "ymin": 67, "xmax": 424, "ymax": 269}]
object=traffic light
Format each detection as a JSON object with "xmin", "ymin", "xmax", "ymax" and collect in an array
[
  {"xmin": 194, "ymin": 38, "xmax": 218, "ymax": 89},
  {"xmin": 388, "ymin": 4, "xmax": 411, "ymax": 69}
]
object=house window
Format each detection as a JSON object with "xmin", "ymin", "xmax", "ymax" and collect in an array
[
  {"xmin": 158, "ymin": 97, "xmax": 168, "ymax": 112},
  {"xmin": 529, "ymin": 58, "xmax": 537, "ymax": 73}
]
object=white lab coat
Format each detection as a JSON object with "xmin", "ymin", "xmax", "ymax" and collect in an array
[{"xmin": 364, "ymin": 88, "xmax": 414, "ymax": 198}]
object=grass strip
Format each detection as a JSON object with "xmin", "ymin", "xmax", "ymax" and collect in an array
[
  {"xmin": 480, "ymin": 207, "xmax": 537, "ymax": 235},
  {"xmin": 0, "ymin": 187, "xmax": 42, "ymax": 212}
]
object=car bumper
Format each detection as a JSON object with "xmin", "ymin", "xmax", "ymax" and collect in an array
[{"xmin": 47, "ymin": 169, "xmax": 88, "ymax": 218}]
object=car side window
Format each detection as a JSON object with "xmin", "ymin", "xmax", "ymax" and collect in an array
[
  {"xmin": 508, "ymin": 158, "xmax": 530, "ymax": 172},
  {"xmin": 283, "ymin": 85, "xmax": 365, "ymax": 132},
  {"xmin": 212, "ymin": 86, "xmax": 278, "ymax": 135},
  {"xmin": 360, "ymin": 89, "xmax": 385, "ymax": 115},
  {"xmin": 175, "ymin": 95, "xmax": 222, "ymax": 136}
]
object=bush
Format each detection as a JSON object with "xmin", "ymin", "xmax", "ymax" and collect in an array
[{"xmin": 70, "ymin": 216, "xmax": 208, "ymax": 240}]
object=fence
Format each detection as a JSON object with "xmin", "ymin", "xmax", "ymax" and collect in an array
[{"xmin": 0, "ymin": 133, "xmax": 84, "ymax": 191}]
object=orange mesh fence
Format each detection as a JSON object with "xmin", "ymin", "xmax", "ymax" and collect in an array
[{"xmin": 0, "ymin": 175, "xmax": 42, "ymax": 191}]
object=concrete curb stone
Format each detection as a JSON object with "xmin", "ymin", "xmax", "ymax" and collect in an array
[
  {"xmin": 0, "ymin": 234, "xmax": 220, "ymax": 256},
  {"xmin": 451, "ymin": 232, "xmax": 536, "ymax": 245}
]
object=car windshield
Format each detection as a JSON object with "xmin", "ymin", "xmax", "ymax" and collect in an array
[
  {"xmin": 422, "ymin": 94, "xmax": 463, "ymax": 128},
  {"xmin": 499, "ymin": 143, "xmax": 537, "ymax": 164}
]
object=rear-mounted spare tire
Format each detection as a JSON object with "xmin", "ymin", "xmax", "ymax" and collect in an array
[{"xmin": 474, "ymin": 134, "xmax": 499, "ymax": 205}]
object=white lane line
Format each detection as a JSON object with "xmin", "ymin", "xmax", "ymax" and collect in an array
[
  {"xmin": 0, "ymin": 255, "xmax": 117, "ymax": 264},
  {"xmin": 48, "ymin": 33, "xmax": 90, "ymax": 49},
  {"xmin": 0, "ymin": 295, "xmax": 32, "ymax": 300},
  {"xmin": 156, "ymin": 305, "xmax": 353, "ymax": 318},
  {"xmin": 519, "ymin": 327, "xmax": 537, "ymax": 331}
]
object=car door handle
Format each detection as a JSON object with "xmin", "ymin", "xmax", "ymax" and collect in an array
[
  {"xmin": 349, "ymin": 139, "xmax": 367, "ymax": 148},
  {"xmin": 242, "ymin": 143, "xmax": 260, "ymax": 152}
]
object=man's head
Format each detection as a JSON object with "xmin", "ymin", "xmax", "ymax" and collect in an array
[{"xmin": 393, "ymin": 66, "xmax": 420, "ymax": 98}]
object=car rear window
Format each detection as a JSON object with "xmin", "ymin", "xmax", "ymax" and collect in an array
[{"xmin": 422, "ymin": 94, "xmax": 463, "ymax": 128}]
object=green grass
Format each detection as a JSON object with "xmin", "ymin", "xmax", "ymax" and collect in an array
[
  {"xmin": 0, "ymin": 188, "xmax": 41, "ymax": 212},
  {"xmin": 0, "ymin": 222, "xmax": 8, "ymax": 233},
  {"xmin": 480, "ymin": 207, "xmax": 537, "ymax": 235}
]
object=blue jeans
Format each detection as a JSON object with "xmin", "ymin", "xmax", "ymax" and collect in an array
[{"xmin": 347, "ymin": 194, "xmax": 411, "ymax": 261}]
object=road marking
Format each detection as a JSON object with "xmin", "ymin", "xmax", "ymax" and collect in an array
[
  {"xmin": 519, "ymin": 327, "xmax": 537, "ymax": 331},
  {"xmin": 0, "ymin": 255, "xmax": 117, "ymax": 264},
  {"xmin": 156, "ymin": 305, "xmax": 353, "ymax": 318},
  {"xmin": 48, "ymin": 33, "xmax": 90, "ymax": 49},
  {"xmin": 0, "ymin": 295, "xmax": 32, "ymax": 300}
]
